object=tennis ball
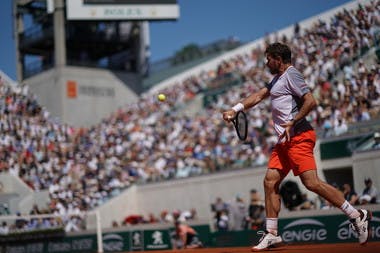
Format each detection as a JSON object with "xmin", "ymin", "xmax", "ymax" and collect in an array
[{"xmin": 158, "ymin": 93, "xmax": 166, "ymax": 101}]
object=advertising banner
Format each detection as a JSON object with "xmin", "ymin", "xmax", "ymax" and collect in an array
[
  {"xmin": 102, "ymin": 232, "xmax": 129, "ymax": 252},
  {"xmin": 279, "ymin": 211, "xmax": 380, "ymax": 244},
  {"xmin": 3, "ymin": 213, "xmax": 379, "ymax": 253},
  {"xmin": 143, "ymin": 229, "xmax": 171, "ymax": 251},
  {"xmin": 130, "ymin": 230, "xmax": 144, "ymax": 251}
]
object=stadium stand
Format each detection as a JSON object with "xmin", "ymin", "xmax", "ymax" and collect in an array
[{"xmin": 0, "ymin": 0, "xmax": 380, "ymax": 234}]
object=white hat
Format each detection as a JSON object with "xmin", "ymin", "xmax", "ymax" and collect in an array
[{"xmin": 374, "ymin": 132, "xmax": 380, "ymax": 138}]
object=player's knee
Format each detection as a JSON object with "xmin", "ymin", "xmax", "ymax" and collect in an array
[{"xmin": 264, "ymin": 176, "xmax": 278, "ymax": 190}]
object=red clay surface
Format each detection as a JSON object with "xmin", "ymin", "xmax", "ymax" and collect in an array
[{"xmin": 137, "ymin": 241, "xmax": 380, "ymax": 253}]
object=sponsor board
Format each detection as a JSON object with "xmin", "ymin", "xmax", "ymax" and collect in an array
[
  {"xmin": 282, "ymin": 218, "xmax": 327, "ymax": 242},
  {"xmin": 143, "ymin": 230, "xmax": 171, "ymax": 250},
  {"xmin": 47, "ymin": 237, "xmax": 95, "ymax": 253},
  {"xmin": 337, "ymin": 216, "xmax": 380, "ymax": 241},
  {"xmin": 103, "ymin": 233, "xmax": 128, "ymax": 252},
  {"xmin": 5, "ymin": 243, "xmax": 44, "ymax": 253},
  {"xmin": 3, "ymin": 236, "xmax": 96, "ymax": 253},
  {"xmin": 279, "ymin": 212, "xmax": 380, "ymax": 244},
  {"xmin": 130, "ymin": 230, "xmax": 143, "ymax": 251}
]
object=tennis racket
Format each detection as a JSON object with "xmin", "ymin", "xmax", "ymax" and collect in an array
[{"xmin": 232, "ymin": 111, "xmax": 248, "ymax": 141}]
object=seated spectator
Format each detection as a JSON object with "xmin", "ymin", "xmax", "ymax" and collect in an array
[
  {"xmin": 320, "ymin": 199, "xmax": 335, "ymax": 210},
  {"xmin": 372, "ymin": 132, "xmax": 380, "ymax": 149},
  {"xmin": 0, "ymin": 221, "xmax": 9, "ymax": 235},
  {"xmin": 359, "ymin": 194, "xmax": 372, "ymax": 205},
  {"xmin": 342, "ymin": 183, "xmax": 359, "ymax": 206},
  {"xmin": 15, "ymin": 212, "xmax": 27, "ymax": 230},
  {"xmin": 214, "ymin": 210, "xmax": 229, "ymax": 231},
  {"xmin": 334, "ymin": 118, "xmax": 348, "ymax": 136},
  {"xmin": 179, "ymin": 208, "xmax": 197, "ymax": 221},
  {"xmin": 112, "ymin": 220, "xmax": 119, "ymax": 228},
  {"xmin": 298, "ymin": 193, "xmax": 316, "ymax": 210},
  {"xmin": 360, "ymin": 178, "xmax": 378, "ymax": 204}
]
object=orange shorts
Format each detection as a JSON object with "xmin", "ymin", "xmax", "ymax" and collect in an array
[{"xmin": 268, "ymin": 130, "xmax": 317, "ymax": 176}]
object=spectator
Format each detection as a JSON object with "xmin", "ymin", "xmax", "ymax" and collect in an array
[
  {"xmin": 334, "ymin": 118, "xmax": 348, "ymax": 136},
  {"xmin": 360, "ymin": 178, "xmax": 378, "ymax": 204},
  {"xmin": 228, "ymin": 195, "xmax": 248, "ymax": 231},
  {"xmin": 15, "ymin": 212, "xmax": 27, "ymax": 230},
  {"xmin": 248, "ymin": 189, "xmax": 265, "ymax": 230},
  {"xmin": 0, "ymin": 221, "xmax": 9, "ymax": 235},
  {"xmin": 342, "ymin": 183, "xmax": 359, "ymax": 206},
  {"xmin": 112, "ymin": 220, "xmax": 119, "ymax": 228},
  {"xmin": 359, "ymin": 194, "xmax": 372, "ymax": 205},
  {"xmin": 372, "ymin": 132, "xmax": 380, "ymax": 149},
  {"xmin": 211, "ymin": 197, "xmax": 229, "ymax": 214},
  {"xmin": 214, "ymin": 210, "xmax": 229, "ymax": 231},
  {"xmin": 298, "ymin": 193, "xmax": 316, "ymax": 210},
  {"xmin": 320, "ymin": 199, "xmax": 335, "ymax": 210}
]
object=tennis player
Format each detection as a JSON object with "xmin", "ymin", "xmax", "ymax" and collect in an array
[{"xmin": 222, "ymin": 42, "xmax": 371, "ymax": 251}]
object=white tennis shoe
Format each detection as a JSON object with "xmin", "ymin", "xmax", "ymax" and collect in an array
[
  {"xmin": 350, "ymin": 209, "xmax": 372, "ymax": 245},
  {"xmin": 251, "ymin": 231, "xmax": 283, "ymax": 251}
]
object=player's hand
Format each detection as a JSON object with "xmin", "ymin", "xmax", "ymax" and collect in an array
[
  {"xmin": 280, "ymin": 120, "xmax": 294, "ymax": 142},
  {"xmin": 222, "ymin": 109, "xmax": 237, "ymax": 122}
]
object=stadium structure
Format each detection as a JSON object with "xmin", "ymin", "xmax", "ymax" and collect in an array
[
  {"xmin": 14, "ymin": 0, "xmax": 179, "ymax": 127},
  {"xmin": 1, "ymin": 0, "xmax": 380, "ymax": 252}
]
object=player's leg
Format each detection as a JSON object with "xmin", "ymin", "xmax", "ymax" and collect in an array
[
  {"xmin": 289, "ymin": 130, "xmax": 371, "ymax": 245},
  {"xmin": 252, "ymin": 167, "xmax": 287, "ymax": 251},
  {"xmin": 300, "ymin": 170, "xmax": 372, "ymax": 245},
  {"xmin": 299, "ymin": 170, "xmax": 345, "ymax": 207},
  {"xmin": 263, "ymin": 168, "xmax": 287, "ymax": 229}
]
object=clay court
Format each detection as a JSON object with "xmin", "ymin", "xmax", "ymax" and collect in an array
[{"xmin": 137, "ymin": 241, "xmax": 380, "ymax": 253}]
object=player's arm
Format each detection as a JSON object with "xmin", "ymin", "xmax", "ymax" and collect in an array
[
  {"xmin": 291, "ymin": 92, "xmax": 317, "ymax": 124},
  {"xmin": 223, "ymin": 87, "xmax": 269, "ymax": 122},
  {"xmin": 280, "ymin": 92, "xmax": 317, "ymax": 141}
]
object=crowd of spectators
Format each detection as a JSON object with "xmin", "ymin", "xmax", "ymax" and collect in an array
[
  {"xmin": 0, "ymin": 1, "xmax": 379, "ymax": 231},
  {"xmin": 0, "ymin": 203, "xmax": 85, "ymax": 235},
  {"xmin": 210, "ymin": 190, "xmax": 266, "ymax": 232}
]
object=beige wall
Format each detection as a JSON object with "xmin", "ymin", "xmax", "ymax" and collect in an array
[
  {"xmin": 25, "ymin": 66, "xmax": 139, "ymax": 127},
  {"xmin": 0, "ymin": 173, "xmax": 49, "ymax": 214},
  {"xmin": 352, "ymin": 149, "xmax": 380, "ymax": 196},
  {"xmin": 94, "ymin": 165, "xmax": 318, "ymax": 229}
]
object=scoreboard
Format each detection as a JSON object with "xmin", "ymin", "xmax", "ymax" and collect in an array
[{"xmin": 66, "ymin": 0, "xmax": 179, "ymax": 20}]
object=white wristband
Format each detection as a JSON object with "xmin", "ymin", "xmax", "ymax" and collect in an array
[{"xmin": 232, "ymin": 103, "xmax": 244, "ymax": 112}]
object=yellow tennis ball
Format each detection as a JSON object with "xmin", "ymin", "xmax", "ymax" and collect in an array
[{"xmin": 158, "ymin": 93, "xmax": 166, "ymax": 101}]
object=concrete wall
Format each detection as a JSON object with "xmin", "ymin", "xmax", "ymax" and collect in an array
[
  {"xmin": 94, "ymin": 164, "xmax": 320, "ymax": 229},
  {"xmin": 352, "ymin": 149, "xmax": 380, "ymax": 197},
  {"xmin": 24, "ymin": 66, "xmax": 139, "ymax": 127},
  {"xmin": 0, "ymin": 173, "xmax": 49, "ymax": 214},
  {"xmin": 23, "ymin": 68, "xmax": 63, "ymax": 120},
  {"xmin": 90, "ymin": 184, "xmax": 139, "ymax": 229}
]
